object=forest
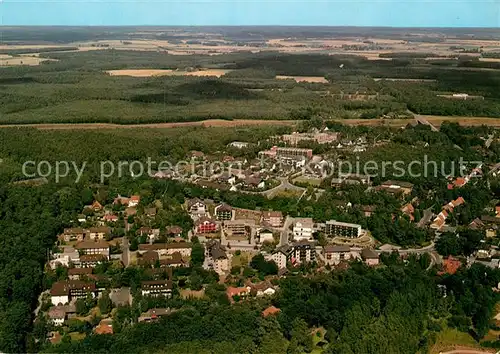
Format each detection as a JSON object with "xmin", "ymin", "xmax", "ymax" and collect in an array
[{"xmin": 0, "ymin": 50, "xmax": 500, "ymax": 124}]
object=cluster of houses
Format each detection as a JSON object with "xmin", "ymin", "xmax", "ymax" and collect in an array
[
  {"xmin": 187, "ymin": 198, "xmax": 284, "ymax": 244},
  {"xmin": 43, "ymin": 178, "xmax": 389, "ymax": 340},
  {"xmin": 266, "ymin": 241, "xmax": 379, "ymax": 270},
  {"xmin": 430, "ymin": 197, "xmax": 466, "ymax": 231}
]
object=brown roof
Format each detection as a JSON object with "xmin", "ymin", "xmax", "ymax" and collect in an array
[
  {"xmin": 48, "ymin": 306, "xmax": 66, "ymax": 319},
  {"xmin": 166, "ymin": 226, "xmax": 183, "ymax": 235},
  {"xmin": 50, "ymin": 280, "xmax": 96, "ymax": 296},
  {"xmin": 324, "ymin": 245, "xmax": 350, "ymax": 253},
  {"xmin": 165, "ymin": 242, "xmax": 192, "ymax": 249},
  {"xmin": 75, "ymin": 240, "xmax": 109, "ymax": 249},
  {"xmin": 216, "ymin": 203, "xmax": 232, "ymax": 212},
  {"xmin": 64, "ymin": 228, "xmax": 85, "ymax": 234},
  {"xmin": 141, "ymin": 250, "xmax": 159, "ymax": 264},
  {"xmin": 137, "ymin": 227, "xmax": 152, "ymax": 234},
  {"xmin": 360, "ymin": 205, "xmax": 376, "ymax": 212},
  {"xmin": 187, "ymin": 198, "xmax": 204, "ymax": 208},
  {"xmin": 139, "ymin": 243, "xmax": 166, "ymax": 251},
  {"xmin": 68, "ymin": 268, "xmax": 93, "ymax": 276},
  {"xmin": 159, "ymin": 252, "xmax": 184, "ymax": 266},
  {"xmin": 361, "ymin": 248, "xmax": 379, "ymax": 259},
  {"xmin": 262, "ymin": 211, "xmax": 283, "ymax": 218},
  {"xmin": 248, "ymin": 280, "xmax": 274, "ymax": 292},
  {"xmin": 80, "ymin": 254, "xmax": 106, "ymax": 262},
  {"xmin": 50, "ymin": 281, "xmax": 69, "ymax": 296},
  {"xmin": 67, "ymin": 280, "xmax": 96, "ymax": 291},
  {"xmin": 208, "ymin": 241, "xmax": 227, "ymax": 259},
  {"xmin": 125, "ymin": 207, "xmax": 137, "ymax": 216}
]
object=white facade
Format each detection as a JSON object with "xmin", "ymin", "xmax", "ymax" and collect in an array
[
  {"xmin": 256, "ymin": 288, "xmax": 276, "ymax": 297},
  {"xmin": 259, "ymin": 230, "xmax": 274, "ymax": 243},
  {"xmin": 293, "ymin": 219, "xmax": 314, "ymax": 241},
  {"xmin": 270, "ymin": 251, "xmax": 287, "ymax": 269},
  {"xmin": 49, "ymin": 315, "xmax": 65, "ymax": 326},
  {"xmin": 213, "ymin": 258, "xmax": 230, "ymax": 275},
  {"xmin": 49, "ymin": 256, "xmax": 71, "ymax": 269},
  {"xmin": 229, "ymin": 141, "xmax": 249, "ymax": 149},
  {"xmin": 51, "ymin": 295, "xmax": 69, "ymax": 306}
]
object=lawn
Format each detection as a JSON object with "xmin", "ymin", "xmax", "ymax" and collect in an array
[
  {"xmin": 430, "ymin": 327, "xmax": 483, "ymax": 354},
  {"xmin": 293, "ymin": 176, "xmax": 322, "ymax": 187},
  {"xmin": 231, "ymin": 251, "xmax": 253, "ymax": 268}
]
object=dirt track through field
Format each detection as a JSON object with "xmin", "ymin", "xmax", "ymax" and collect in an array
[{"xmin": 0, "ymin": 116, "xmax": 499, "ymax": 130}]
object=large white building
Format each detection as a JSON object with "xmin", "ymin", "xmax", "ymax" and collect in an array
[{"xmin": 292, "ymin": 218, "xmax": 314, "ymax": 241}]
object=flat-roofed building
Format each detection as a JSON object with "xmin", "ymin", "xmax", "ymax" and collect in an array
[
  {"xmin": 325, "ymin": 220, "xmax": 362, "ymax": 238},
  {"xmin": 293, "ymin": 218, "xmax": 314, "ymax": 241},
  {"xmin": 141, "ymin": 280, "xmax": 173, "ymax": 298}
]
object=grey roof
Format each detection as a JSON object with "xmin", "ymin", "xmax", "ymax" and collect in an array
[{"xmin": 208, "ymin": 241, "xmax": 227, "ymax": 259}]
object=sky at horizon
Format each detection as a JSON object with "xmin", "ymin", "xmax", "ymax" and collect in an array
[{"xmin": 1, "ymin": 0, "xmax": 499, "ymax": 27}]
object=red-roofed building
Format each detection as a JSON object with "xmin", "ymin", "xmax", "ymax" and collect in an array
[
  {"xmin": 94, "ymin": 319, "xmax": 113, "ymax": 335},
  {"xmin": 401, "ymin": 204, "xmax": 415, "ymax": 222},
  {"xmin": 226, "ymin": 286, "xmax": 250, "ymax": 302},
  {"xmin": 129, "ymin": 195, "xmax": 140, "ymax": 207},
  {"xmin": 103, "ymin": 213, "xmax": 118, "ymax": 223},
  {"xmin": 439, "ymin": 256, "xmax": 462, "ymax": 275},
  {"xmin": 452, "ymin": 197, "xmax": 465, "ymax": 207},
  {"xmin": 262, "ymin": 306, "xmax": 281, "ymax": 317},
  {"xmin": 90, "ymin": 201, "xmax": 103, "ymax": 211}
]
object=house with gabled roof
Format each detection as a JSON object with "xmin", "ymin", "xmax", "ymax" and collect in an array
[
  {"xmin": 187, "ymin": 198, "xmax": 207, "ymax": 218},
  {"xmin": 361, "ymin": 248, "xmax": 379, "ymax": 266},
  {"xmin": 50, "ymin": 280, "xmax": 96, "ymax": 305},
  {"xmin": 195, "ymin": 216, "xmax": 218, "ymax": 234},
  {"xmin": 401, "ymin": 203, "xmax": 415, "ymax": 222}
]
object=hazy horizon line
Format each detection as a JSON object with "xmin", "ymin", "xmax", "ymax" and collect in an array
[{"xmin": 1, "ymin": 25, "xmax": 499, "ymax": 29}]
